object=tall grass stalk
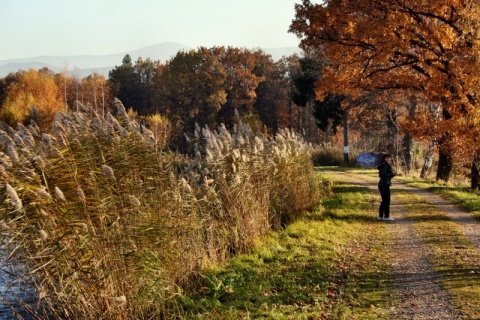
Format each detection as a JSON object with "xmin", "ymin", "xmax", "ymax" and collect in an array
[{"xmin": 0, "ymin": 99, "xmax": 322, "ymax": 319}]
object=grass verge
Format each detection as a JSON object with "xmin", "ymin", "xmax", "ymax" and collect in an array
[
  {"xmin": 179, "ymin": 174, "xmax": 393, "ymax": 319},
  {"xmin": 395, "ymin": 175, "xmax": 480, "ymax": 219}
]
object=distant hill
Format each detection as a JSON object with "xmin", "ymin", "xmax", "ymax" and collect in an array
[
  {"xmin": 0, "ymin": 42, "xmax": 302, "ymax": 78},
  {"xmin": 0, "ymin": 42, "xmax": 191, "ymax": 77}
]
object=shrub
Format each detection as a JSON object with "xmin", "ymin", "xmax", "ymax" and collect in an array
[{"xmin": 311, "ymin": 144, "xmax": 345, "ymax": 166}]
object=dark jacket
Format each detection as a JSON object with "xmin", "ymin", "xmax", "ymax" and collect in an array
[{"xmin": 377, "ymin": 161, "xmax": 395, "ymax": 186}]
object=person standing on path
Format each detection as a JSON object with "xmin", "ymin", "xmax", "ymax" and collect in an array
[{"xmin": 377, "ymin": 154, "xmax": 396, "ymax": 221}]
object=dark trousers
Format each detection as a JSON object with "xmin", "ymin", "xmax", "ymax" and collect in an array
[{"xmin": 378, "ymin": 184, "xmax": 391, "ymax": 218}]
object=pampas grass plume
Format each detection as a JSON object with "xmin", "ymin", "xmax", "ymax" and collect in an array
[
  {"xmin": 237, "ymin": 136, "xmax": 245, "ymax": 146},
  {"xmin": 39, "ymin": 229, "xmax": 48, "ymax": 241},
  {"xmin": 37, "ymin": 187, "xmax": 52, "ymax": 199},
  {"xmin": 205, "ymin": 149, "xmax": 214, "ymax": 162},
  {"xmin": 0, "ymin": 219, "xmax": 10, "ymax": 231},
  {"xmin": 0, "ymin": 153, "xmax": 12, "ymax": 169},
  {"xmin": 181, "ymin": 178, "xmax": 192, "ymax": 193},
  {"xmin": 70, "ymin": 222, "xmax": 89, "ymax": 234},
  {"xmin": 6, "ymin": 183, "xmax": 22, "ymax": 211},
  {"xmin": 13, "ymin": 132, "xmax": 26, "ymax": 148},
  {"xmin": 126, "ymin": 194, "xmax": 141, "ymax": 207},
  {"xmin": 6, "ymin": 144, "xmax": 20, "ymax": 165},
  {"xmin": 0, "ymin": 164, "xmax": 6, "ymax": 178},
  {"xmin": 204, "ymin": 177, "xmax": 214, "ymax": 186},
  {"xmin": 41, "ymin": 133, "xmax": 56, "ymax": 148},
  {"xmin": 232, "ymin": 149, "xmax": 240, "ymax": 159},
  {"xmin": 111, "ymin": 295, "xmax": 127, "ymax": 306},
  {"xmin": 114, "ymin": 98, "xmax": 129, "ymax": 118},
  {"xmin": 101, "ymin": 165, "xmax": 116, "ymax": 181},
  {"xmin": 55, "ymin": 186, "xmax": 67, "ymax": 203},
  {"xmin": 0, "ymin": 130, "xmax": 14, "ymax": 146},
  {"xmin": 77, "ymin": 186, "xmax": 86, "ymax": 202}
]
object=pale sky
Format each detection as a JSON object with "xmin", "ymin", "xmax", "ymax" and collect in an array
[{"xmin": 0, "ymin": 0, "xmax": 301, "ymax": 60}]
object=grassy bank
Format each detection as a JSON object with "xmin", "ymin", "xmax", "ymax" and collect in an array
[
  {"xmin": 179, "ymin": 173, "xmax": 393, "ymax": 319},
  {"xmin": 395, "ymin": 175, "xmax": 480, "ymax": 219}
]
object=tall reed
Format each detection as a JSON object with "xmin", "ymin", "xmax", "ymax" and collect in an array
[{"xmin": 0, "ymin": 99, "xmax": 322, "ymax": 319}]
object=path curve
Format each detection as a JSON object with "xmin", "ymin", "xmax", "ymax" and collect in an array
[{"xmin": 319, "ymin": 170, "xmax": 467, "ymax": 320}]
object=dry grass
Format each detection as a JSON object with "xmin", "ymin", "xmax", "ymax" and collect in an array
[{"xmin": 0, "ymin": 99, "xmax": 322, "ymax": 319}]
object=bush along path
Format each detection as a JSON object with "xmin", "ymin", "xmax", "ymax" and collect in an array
[{"xmin": 181, "ymin": 168, "xmax": 480, "ymax": 319}]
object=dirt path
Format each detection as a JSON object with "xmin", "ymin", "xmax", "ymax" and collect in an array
[{"xmin": 320, "ymin": 170, "xmax": 472, "ymax": 319}]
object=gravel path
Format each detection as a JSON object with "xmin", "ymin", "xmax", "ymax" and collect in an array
[{"xmin": 320, "ymin": 170, "xmax": 470, "ymax": 319}]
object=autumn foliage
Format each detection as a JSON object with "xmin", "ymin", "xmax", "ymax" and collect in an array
[
  {"xmin": 0, "ymin": 69, "xmax": 65, "ymax": 128},
  {"xmin": 290, "ymin": 0, "xmax": 480, "ymax": 182}
]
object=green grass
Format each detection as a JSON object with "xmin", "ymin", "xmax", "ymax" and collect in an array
[
  {"xmin": 326, "ymin": 166, "xmax": 480, "ymax": 218},
  {"xmin": 179, "ymin": 166, "xmax": 480, "ymax": 319},
  {"xmin": 395, "ymin": 174, "xmax": 480, "ymax": 218},
  {"xmin": 179, "ymin": 174, "xmax": 393, "ymax": 319}
]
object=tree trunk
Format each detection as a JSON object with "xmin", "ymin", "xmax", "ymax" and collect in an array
[
  {"xmin": 472, "ymin": 157, "xmax": 480, "ymax": 190},
  {"xmin": 386, "ymin": 107, "xmax": 398, "ymax": 157},
  {"xmin": 403, "ymin": 133, "xmax": 413, "ymax": 174},
  {"xmin": 435, "ymin": 107, "xmax": 453, "ymax": 182},
  {"xmin": 343, "ymin": 109, "xmax": 349, "ymax": 164},
  {"xmin": 297, "ymin": 105, "xmax": 301, "ymax": 133},
  {"xmin": 306, "ymin": 100, "xmax": 313, "ymax": 143},
  {"xmin": 436, "ymin": 146, "xmax": 452, "ymax": 182},
  {"xmin": 420, "ymin": 141, "xmax": 434, "ymax": 178},
  {"xmin": 402, "ymin": 97, "xmax": 417, "ymax": 174}
]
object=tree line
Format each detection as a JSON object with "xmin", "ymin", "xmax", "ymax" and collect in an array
[
  {"xmin": 0, "ymin": 46, "xmax": 392, "ymax": 155},
  {"xmin": 0, "ymin": 47, "xmax": 329, "ymax": 150},
  {"xmin": 2, "ymin": 24, "xmax": 479, "ymax": 189}
]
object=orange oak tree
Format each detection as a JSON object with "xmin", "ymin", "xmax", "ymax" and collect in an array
[{"xmin": 290, "ymin": 0, "xmax": 480, "ymax": 183}]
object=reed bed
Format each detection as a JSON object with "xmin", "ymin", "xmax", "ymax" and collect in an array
[{"xmin": 0, "ymin": 99, "xmax": 322, "ymax": 319}]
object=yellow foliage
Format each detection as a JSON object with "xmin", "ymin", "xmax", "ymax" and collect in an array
[
  {"xmin": 148, "ymin": 113, "xmax": 169, "ymax": 127},
  {"xmin": 127, "ymin": 107, "xmax": 138, "ymax": 119},
  {"xmin": 0, "ymin": 69, "xmax": 65, "ymax": 129},
  {"xmin": 147, "ymin": 113, "xmax": 172, "ymax": 148}
]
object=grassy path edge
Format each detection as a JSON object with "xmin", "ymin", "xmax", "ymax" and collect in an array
[
  {"xmin": 178, "ymin": 170, "xmax": 393, "ymax": 319},
  {"xmin": 178, "ymin": 168, "xmax": 480, "ymax": 319}
]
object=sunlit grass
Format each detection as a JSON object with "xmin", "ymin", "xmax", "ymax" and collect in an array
[
  {"xmin": 322, "ymin": 167, "xmax": 480, "ymax": 219},
  {"xmin": 395, "ymin": 175, "xmax": 480, "ymax": 219},
  {"xmin": 181, "ymin": 176, "xmax": 392, "ymax": 319}
]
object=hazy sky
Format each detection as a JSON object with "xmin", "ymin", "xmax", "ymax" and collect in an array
[{"xmin": 0, "ymin": 0, "xmax": 301, "ymax": 60}]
